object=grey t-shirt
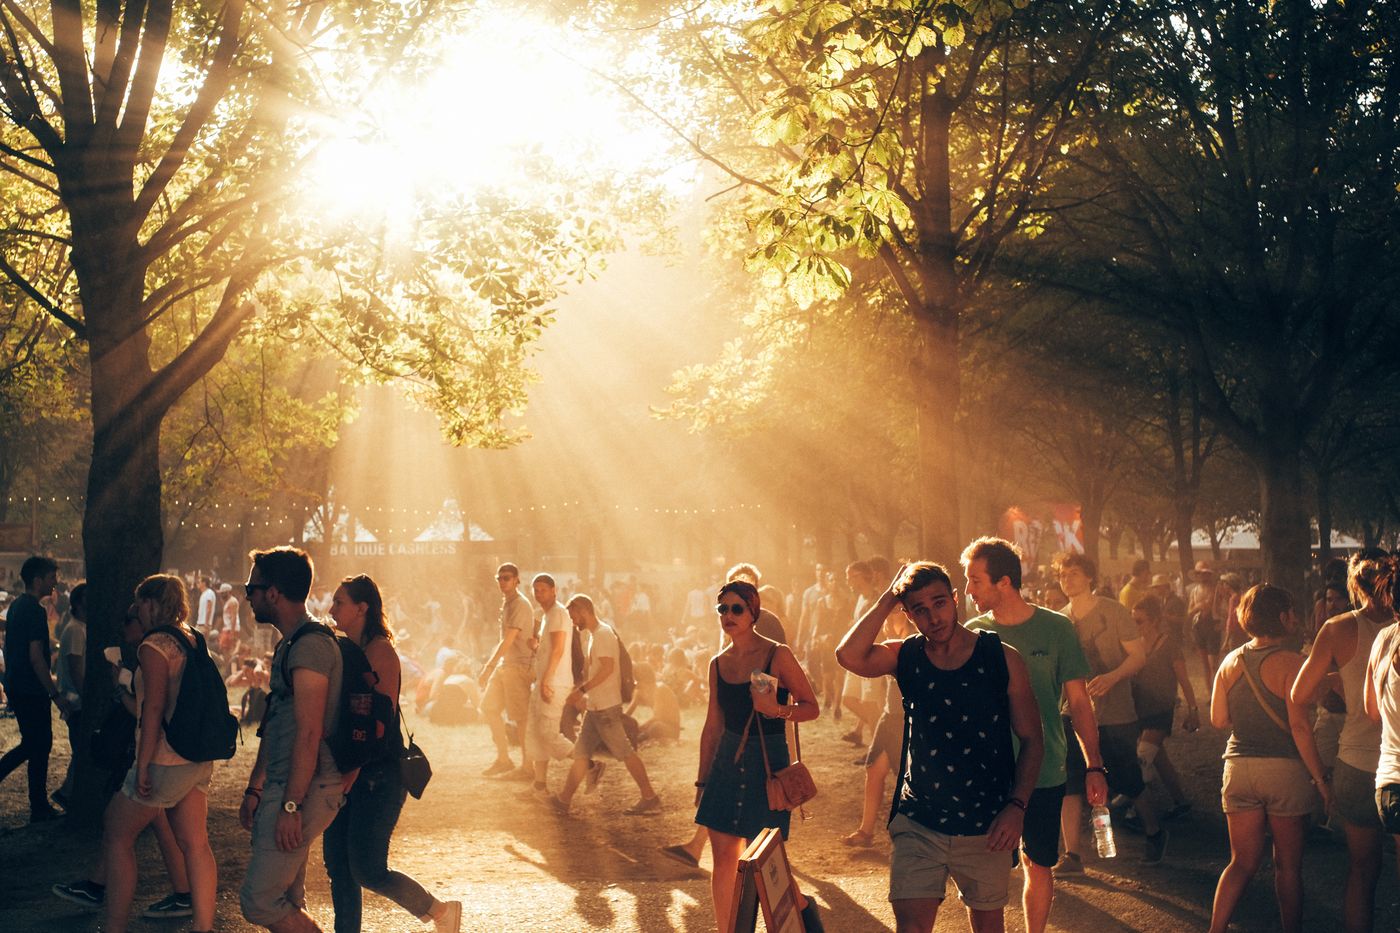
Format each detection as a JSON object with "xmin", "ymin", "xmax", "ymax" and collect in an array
[
  {"xmin": 501, "ymin": 593, "xmax": 535, "ymax": 667},
  {"xmin": 1065, "ymin": 596, "xmax": 1141, "ymax": 726},
  {"xmin": 262, "ymin": 621, "xmax": 343, "ymax": 783}
]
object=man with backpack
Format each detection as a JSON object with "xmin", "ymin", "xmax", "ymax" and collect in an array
[
  {"xmin": 238, "ymin": 546, "xmax": 346, "ymax": 933},
  {"xmin": 550, "ymin": 594, "xmax": 660, "ymax": 816}
]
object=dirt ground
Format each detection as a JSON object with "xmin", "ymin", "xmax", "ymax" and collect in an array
[{"xmin": 2, "ymin": 670, "xmax": 1396, "ymax": 932}]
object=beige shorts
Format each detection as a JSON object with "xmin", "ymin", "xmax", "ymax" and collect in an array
[
  {"xmin": 888, "ymin": 812, "xmax": 1013, "ymax": 910},
  {"xmin": 482, "ymin": 663, "xmax": 532, "ymax": 723},
  {"xmin": 525, "ymin": 688, "xmax": 574, "ymax": 762},
  {"xmin": 122, "ymin": 760, "xmax": 213, "ymax": 809},
  {"xmin": 1221, "ymin": 756, "xmax": 1318, "ymax": 817}
]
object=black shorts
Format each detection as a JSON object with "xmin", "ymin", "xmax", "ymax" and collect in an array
[
  {"xmin": 1064, "ymin": 718, "xmax": 1145, "ymax": 799},
  {"xmin": 1191, "ymin": 612, "xmax": 1221, "ymax": 651},
  {"xmin": 1376, "ymin": 783, "xmax": 1400, "ymax": 835},
  {"xmin": 1021, "ymin": 784, "xmax": 1067, "ymax": 868},
  {"xmin": 1137, "ymin": 709, "xmax": 1174, "ymax": 736}
]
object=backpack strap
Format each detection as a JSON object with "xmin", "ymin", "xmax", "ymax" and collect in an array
[
  {"xmin": 888, "ymin": 636, "xmax": 920, "ymax": 826},
  {"xmin": 278, "ymin": 621, "xmax": 337, "ymax": 696},
  {"xmin": 1239, "ymin": 648, "xmax": 1291, "ymax": 734}
]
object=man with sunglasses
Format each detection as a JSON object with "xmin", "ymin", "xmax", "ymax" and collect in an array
[
  {"xmin": 477, "ymin": 563, "xmax": 536, "ymax": 778},
  {"xmin": 238, "ymin": 546, "xmax": 345, "ymax": 933}
]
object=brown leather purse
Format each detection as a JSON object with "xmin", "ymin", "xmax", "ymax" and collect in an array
[{"xmin": 736, "ymin": 707, "xmax": 817, "ymax": 815}]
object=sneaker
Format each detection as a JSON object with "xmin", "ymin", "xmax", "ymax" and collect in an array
[
  {"xmin": 519, "ymin": 782, "xmax": 551, "ymax": 802},
  {"xmin": 547, "ymin": 793, "xmax": 572, "ymax": 817},
  {"xmin": 142, "ymin": 892, "xmax": 193, "ymax": 919},
  {"xmin": 434, "ymin": 900, "xmax": 462, "ymax": 933},
  {"xmin": 29, "ymin": 806, "xmax": 63, "ymax": 824},
  {"xmin": 1144, "ymin": 828, "xmax": 1169, "ymax": 864},
  {"xmin": 504, "ymin": 766, "xmax": 532, "ymax": 782},
  {"xmin": 1164, "ymin": 801, "xmax": 1192, "ymax": 821},
  {"xmin": 840, "ymin": 729, "xmax": 864, "ymax": 745},
  {"xmin": 1052, "ymin": 852, "xmax": 1084, "ymax": 876},
  {"xmin": 584, "ymin": 761, "xmax": 607, "ymax": 794},
  {"xmin": 481, "ymin": 759, "xmax": 514, "ymax": 777},
  {"xmin": 625, "ymin": 796, "xmax": 662, "ymax": 816},
  {"xmin": 52, "ymin": 880, "xmax": 104, "ymax": 908}
]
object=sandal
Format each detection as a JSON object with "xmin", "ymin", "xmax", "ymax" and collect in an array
[{"xmin": 840, "ymin": 830, "xmax": 874, "ymax": 848}]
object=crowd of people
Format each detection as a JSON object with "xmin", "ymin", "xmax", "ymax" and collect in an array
[{"xmin": 2, "ymin": 538, "xmax": 1399, "ymax": 932}]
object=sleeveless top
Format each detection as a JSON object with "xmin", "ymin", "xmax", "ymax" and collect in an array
[
  {"xmin": 1373, "ymin": 625, "xmax": 1400, "ymax": 785},
  {"xmin": 893, "ymin": 632, "xmax": 1015, "ymax": 835},
  {"xmin": 716, "ymin": 647, "xmax": 788, "ymax": 736},
  {"xmin": 1338, "ymin": 611, "xmax": 1391, "ymax": 772},
  {"xmin": 1224, "ymin": 645, "xmax": 1297, "ymax": 759},
  {"xmin": 367, "ymin": 636, "xmax": 405, "ymax": 762},
  {"xmin": 136, "ymin": 628, "xmax": 193, "ymax": 766}
]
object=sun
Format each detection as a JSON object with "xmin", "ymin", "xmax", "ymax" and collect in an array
[{"xmin": 302, "ymin": 7, "xmax": 674, "ymax": 221}]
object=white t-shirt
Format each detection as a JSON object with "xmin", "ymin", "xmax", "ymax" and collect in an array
[
  {"xmin": 534, "ymin": 603, "xmax": 575, "ymax": 691},
  {"xmin": 197, "ymin": 589, "xmax": 217, "ymax": 630},
  {"xmin": 585, "ymin": 622, "xmax": 623, "ymax": 711},
  {"xmin": 1370, "ymin": 625, "xmax": 1400, "ymax": 786}
]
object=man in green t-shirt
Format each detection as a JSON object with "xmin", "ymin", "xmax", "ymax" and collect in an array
[{"xmin": 961, "ymin": 537, "xmax": 1104, "ymax": 933}]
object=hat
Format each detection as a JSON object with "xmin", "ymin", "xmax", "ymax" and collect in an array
[
  {"xmin": 218, "ymin": 583, "xmax": 232, "ymax": 594},
  {"xmin": 1150, "ymin": 574, "xmax": 1171, "ymax": 587},
  {"xmin": 1193, "ymin": 561, "xmax": 1214, "ymax": 575}
]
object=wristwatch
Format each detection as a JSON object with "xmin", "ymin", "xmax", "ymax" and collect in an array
[{"xmin": 282, "ymin": 799, "xmax": 301, "ymax": 814}]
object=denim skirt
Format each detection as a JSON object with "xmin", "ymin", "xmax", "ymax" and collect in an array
[{"xmin": 695, "ymin": 728, "xmax": 791, "ymax": 840}]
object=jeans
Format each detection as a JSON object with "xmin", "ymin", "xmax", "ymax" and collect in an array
[
  {"xmin": 322, "ymin": 758, "xmax": 432, "ymax": 931},
  {"xmin": 0, "ymin": 693, "xmax": 53, "ymax": 812}
]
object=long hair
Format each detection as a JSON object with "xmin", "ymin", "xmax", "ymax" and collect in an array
[
  {"xmin": 341, "ymin": 574, "xmax": 394, "ymax": 646},
  {"xmin": 134, "ymin": 574, "xmax": 190, "ymax": 628}
]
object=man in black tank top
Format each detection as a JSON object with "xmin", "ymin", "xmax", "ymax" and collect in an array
[{"xmin": 837, "ymin": 562, "xmax": 1044, "ymax": 933}]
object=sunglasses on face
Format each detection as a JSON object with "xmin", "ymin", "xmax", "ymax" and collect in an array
[{"xmin": 716, "ymin": 603, "xmax": 747, "ymax": 616}]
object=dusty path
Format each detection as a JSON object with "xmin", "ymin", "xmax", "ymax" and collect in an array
[{"xmin": 1, "ymin": 682, "xmax": 1394, "ymax": 931}]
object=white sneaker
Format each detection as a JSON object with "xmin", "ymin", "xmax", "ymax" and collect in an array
[{"xmin": 433, "ymin": 900, "xmax": 462, "ymax": 933}]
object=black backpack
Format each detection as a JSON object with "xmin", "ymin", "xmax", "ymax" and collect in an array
[
  {"xmin": 279, "ymin": 622, "xmax": 395, "ymax": 772},
  {"xmin": 145, "ymin": 626, "xmax": 238, "ymax": 762}
]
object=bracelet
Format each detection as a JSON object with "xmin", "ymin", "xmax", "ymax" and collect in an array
[
  {"xmin": 1006, "ymin": 797, "xmax": 1027, "ymax": 812},
  {"xmin": 244, "ymin": 787, "xmax": 262, "ymax": 798},
  {"xmin": 694, "ymin": 781, "xmax": 707, "ymax": 788},
  {"xmin": 1085, "ymin": 766, "xmax": 1108, "ymax": 775}
]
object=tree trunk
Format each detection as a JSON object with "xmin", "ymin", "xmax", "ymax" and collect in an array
[
  {"xmin": 1081, "ymin": 500, "xmax": 1103, "ymax": 567},
  {"xmin": 1255, "ymin": 449, "xmax": 1312, "ymax": 608},
  {"xmin": 1173, "ymin": 500, "xmax": 1197, "ymax": 577}
]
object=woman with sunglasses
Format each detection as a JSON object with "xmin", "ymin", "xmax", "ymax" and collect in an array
[
  {"xmin": 322, "ymin": 574, "xmax": 462, "ymax": 933},
  {"xmin": 694, "ymin": 580, "xmax": 823, "ymax": 931}
]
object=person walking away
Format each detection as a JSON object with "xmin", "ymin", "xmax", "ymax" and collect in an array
[
  {"xmin": 1208, "ymin": 584, "xmax": 1329, "ymax": 933},
  {"xmin": 1295, "ymin": 549, "xmax": 1394, "ymax": 932}
]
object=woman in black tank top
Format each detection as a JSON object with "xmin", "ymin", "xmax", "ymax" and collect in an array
[{"xmin": 693, "ymin": 580, "xmax": 824, "ymax": 932}]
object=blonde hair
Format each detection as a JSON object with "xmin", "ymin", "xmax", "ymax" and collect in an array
[{"xmin": 134, "ymin": 574, "xmax": 190, "ymax": 628}]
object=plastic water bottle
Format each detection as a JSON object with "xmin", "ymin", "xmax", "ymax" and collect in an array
[
  {"xmin": 1091, "ymin": 804, "xmax": 1117, "ymax": 859},
  {"xmin": 750, "ymin": 670, "xmax": 775, "ymax": 693}
]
